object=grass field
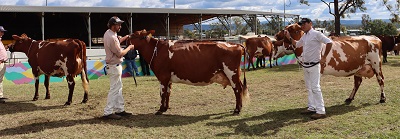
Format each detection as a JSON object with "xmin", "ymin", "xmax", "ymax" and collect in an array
[{"xmin": 1, "ymin": 56, "xmax": 400, "ymax": 138}]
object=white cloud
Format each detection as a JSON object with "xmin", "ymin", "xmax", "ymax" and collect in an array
[{"xmin": 6, "ymin": 0, "xmax": 395, "ymax": 20}]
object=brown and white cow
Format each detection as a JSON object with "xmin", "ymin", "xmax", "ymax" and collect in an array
[
  {"xmin": 272, "ymin": 30, "xmax": 304, "ymax": 66},
  {"xmin": 245, "ymin": 36, "xmax": 274, "ymax": 70},
  {"xmin": 10, "ymin": 34, "xmax": 89, "ymax": 105},
  {"xmin": 284, "ymin": 24, "xmax": 385, "ymax": 104},
  {"xmin": 377, "ymin": 35, "xmax": 400, "ymax": 63},
  {"xmin": 127, "ymin": 30, "xmax": 249, "ymax": 115}
]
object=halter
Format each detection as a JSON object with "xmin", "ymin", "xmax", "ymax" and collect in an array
[
  {"xmin": 27, "ymin": 40, "xmax": 35, "ymax": 57},
  {"xmin": 149, "ymin": 40, "xmax": 159, "ymax": 66}
]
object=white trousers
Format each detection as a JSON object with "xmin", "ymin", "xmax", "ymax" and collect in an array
[
  {"xmin": 103, "ymin": 64, "xmax": 125, "ymax": 116},
  {"xmin": 0, "ymin": 63, "xmax": 6, "ymax": 98},
  {"xmin": 303, "ymin": 64, "xmax": 326, "ymax": 114}
]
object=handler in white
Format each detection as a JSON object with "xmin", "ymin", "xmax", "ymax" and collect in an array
[
  {"xmin": 102, "ymin": 16, "xmax": 135, "ymax": 120},
  {"xmin": 285, "ymin": 18, "xmax": 332, "ymax": 120}
]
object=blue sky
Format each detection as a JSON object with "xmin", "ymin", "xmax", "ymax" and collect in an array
[{"xmin": 2, "ymin": 0, "xmax": 397, "ymax": 21}]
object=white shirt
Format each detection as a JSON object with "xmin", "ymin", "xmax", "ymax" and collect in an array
[{"xmin": 296, "ymin": 28, "xmax": 332, "ymax": 63}]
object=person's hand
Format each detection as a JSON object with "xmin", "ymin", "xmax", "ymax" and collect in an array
[{"xmin": 127, "ymin": 45, "xmax": 135, "ymax": 50}]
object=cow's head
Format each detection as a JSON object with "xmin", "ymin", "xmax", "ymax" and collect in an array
[
  {"xmin": 9, "ymin": 34, "xmax": 33, "ymax": 53},
  {"xmin": 285, "ymin": 23, "xmax": 304, "ymax": 41},
  {"xmin": 128, "ymin": 29, "xmax": 155, "ymax": 49},
  {"xmin": 274, "ymin": 30, "xmax": 285, "ymax": 41}
]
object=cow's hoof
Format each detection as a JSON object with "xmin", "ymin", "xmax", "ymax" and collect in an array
[
  {"xmin": 379, "ymin": 99, "xmax": 386, "ymax": 103},
  {"xmin": 344, "ymin": 98, "xmax": 353, "ymax": 105},
  {"xmin": 155, "ymin": 111, "xmax": 163, "ymax": 115},
  {"xmin": 45, "ymin": 96, "xmax": 50, "ymax": 99},
  {"xmin": 233, "ymin": 109, "xmax": 240, "ymax": 115},
  {"xmin": 32, "ymin": 97, "xmax": 38, "ymax": 101},
  {"xmin": 81, "ymin": 99, "xmax": 88, "ymax": 104},
  {"xmin": 64, "ymin": 102, "xmax": 71, "ymax": 106}
]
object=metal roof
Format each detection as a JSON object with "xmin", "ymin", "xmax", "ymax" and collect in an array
[{"xmin": 0, "ymin": 5, "xmax": 299, "ymax": 17}]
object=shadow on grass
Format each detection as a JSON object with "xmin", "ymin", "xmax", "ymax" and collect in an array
[
  {"xmin": 0, "ymin": 100, "xmax": 64, "ymax": 116},
  {"xmin": 206, "ymin": 103, "xmax": 372, "ymax": 137},
  {"xmin": 0, "ymin": 112, "xmax": 230, "ymax": 136}
]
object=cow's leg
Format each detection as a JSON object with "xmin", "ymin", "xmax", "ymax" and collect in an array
[
  {"xmin": 371, "ymin": 60, "xmax": 386, "ymax": 103},
  {"xmin": 268, "ymin": 57, "xmax": 272, "ymax": 68},
  {"xmin": 261, "ymin": 57, "xmax": 266, "ymax": 68},
  {"xmin": 247, "ymin": 56, "xmax": 255, "ymax": 71},
  {"xmin": 345, "ymin": 76, "xmax": 362, "ymax": 104},
  {"xmin": 382, "ymin": 50, "xmax": 388, "ymax": 63},
  {"xmin": 80, "ymin": 69, "xmax": 89, "ymax": 103},
  {"xmin": 33, "ymin": 76, "xmax": 40, "ymax": 101},
  {"xmin": 225, "ymin": 66, "xmax": 249, "ymax": 115},
  {"xmin": 44, "ymin": 75, "xmax": 50, "ymax": 99},
  {"xmin": 275, "ymin": 57, "xmax": 279, "ymax": 66},
  {"xmin": 155, "ymin": 82, "xmax": 171, "ymax": 115},
  {"xmin": 375, "ymin": 69, "xmax": 386, "ymax": 103},
  {"xmin": 65, "ymin": 75, "xmax": 75, "ymax": 105}
]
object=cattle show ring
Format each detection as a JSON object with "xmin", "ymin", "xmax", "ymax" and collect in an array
[{"xmin": 1, "ymin": 5, "xmax": 400, "ymax": 138}]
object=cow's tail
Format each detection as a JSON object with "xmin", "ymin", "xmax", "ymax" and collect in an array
[
  {"xmin": 240, "ymin": 44, "xmax": 250, "ymax": 106},
  {"xmin": 76, "ymin": 40, "xmax": 89, "ymax": 83}
]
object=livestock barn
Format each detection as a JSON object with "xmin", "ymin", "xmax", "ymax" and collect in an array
[{"xmin": 0, "ymin": 5, "xmax": 299, "ymax": 49}]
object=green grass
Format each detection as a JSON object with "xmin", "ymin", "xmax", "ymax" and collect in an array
[{"xmin": 1, "ymin": 56, "xmax": 400, "ymax": 138}]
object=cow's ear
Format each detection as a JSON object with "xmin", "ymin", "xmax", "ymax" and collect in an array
[{"xmin": 12, "ymin": 35, "xmax": 20, "ymax": 40}]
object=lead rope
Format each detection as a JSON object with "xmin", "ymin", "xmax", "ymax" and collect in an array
[{"xmin": 125, "ymin": 36, "xmax": 137, "ymax": 87}]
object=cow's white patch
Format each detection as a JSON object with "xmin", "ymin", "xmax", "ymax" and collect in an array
[
  {"xmin": 217, "ymin": 41, "xmax": 235, "ymax": 47},
  {"xmin": 38, "ymin": 42, "xmax": 44, "ymax": 49},
  {"xmin": 168, "ymin": 40, "xmax": 177, "ymax": 47},
  {"xmin": 160, "ymin": 84, "xmax": 165, "ymax": 97},
  {"xmin": 68, "ymin": 81, "xmax": 74, "ymax": 85},
  {"xmin": 223, "ymin": 62, "xmax": 236, "ymax": 88},
  {"xmin": 52, "ymin": 57, "xmax": 69, "ymax": 76},
  {"xmin": 332, "ymin": 43, "xmax": 348, "ymax": 64}
]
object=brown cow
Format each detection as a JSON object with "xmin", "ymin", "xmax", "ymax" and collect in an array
[
  {"xmin": 377, "ymin": 35, "xmax": 400, "ymax": 63},
  {"xmin": 284, "ymin": 24, "xmax": 385, "ymax": 104},
  {"xmin": 9, "ymin": 34, "xmax": 89, "ymax": 105},
  {"xmin": 127, "ymin": 30, "xmax": 249, "ymax": 115},
  {"xmin": 245, "ymin": 37, "xmax": 274, "ymax": 70}
]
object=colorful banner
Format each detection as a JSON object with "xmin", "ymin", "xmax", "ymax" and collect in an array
[{"xmin": 4, "ymin": 54, "xmax": 296, "ymax": 85}]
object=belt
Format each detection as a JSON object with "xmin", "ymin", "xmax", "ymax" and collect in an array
[
  {"xmin": 106, "ymin": 63, "xmax": 120, "ymax": 66},
  {"xmin": 303, "ymin": 62, "xmax": 319, "ymax": 65}
]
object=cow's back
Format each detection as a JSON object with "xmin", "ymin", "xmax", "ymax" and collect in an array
[
  {"xmin": 168, "ymin": 41, "xmax": 242, "ymax": 82},
  {"xmin": 36, "ymin": 40, "xmax": 84, "ymax": 76},
  {"xmin": 322, "ymin": 37, "xmax": 380, "ymax": 76}
]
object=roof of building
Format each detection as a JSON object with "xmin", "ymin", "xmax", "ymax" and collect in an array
[{"xmin": 0, "ymin": 5, "xmax": 299, "ymax": 17}]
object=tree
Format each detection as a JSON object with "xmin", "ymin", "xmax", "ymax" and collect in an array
[
  {"xmin": 210, "ymin": 22, "xmax": 228, "ymax": 39},
  {"xmin": 361, "ymin": 14, "xmax": 371, "ymax": 30},
  {"xmin": 366, "ymin": 19, "xmax": 398, "ymax": 35},
  {"xmin": 183, "ymin": 29, "xmax": 195, "ymax": 39},
  {"xmin": 232, "ymin": 17, "xmax": 248, "ymax": 35},
  {"xmin": 266, "ymin": 15, "xmax": 283, "ymax": 35},
  {"xmin": 298, "ymin": 0, "xmax": 400, "ymax": 35},
  {"xmin": 314, "ymin": 19, "xmax": 322, "ymax": 28},
  {"xmin": 382, "ymin": 0, "xmax": 400, "ymax": 23},
  {"xmin": 318, "ymin": 0, "xmax": 367, "ymax": 36}
]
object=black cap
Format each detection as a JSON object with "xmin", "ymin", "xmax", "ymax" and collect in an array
[
  {"xmin": 298, "ymin": 18, "xmax": 312, "ymax": 25},
  {"xmin": 107, "ymin": 16, "xmax": 124, "ymax": 27},
  {"xmin": 0, "ymin": 26, "xmax": 7, "ymax": 32}
]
